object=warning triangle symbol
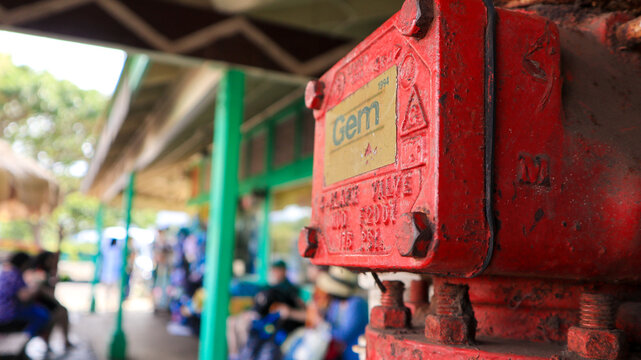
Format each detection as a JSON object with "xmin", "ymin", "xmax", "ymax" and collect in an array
[{"xmin": 401, "ymin": 87, "xmax": 428, "ymax": 135}]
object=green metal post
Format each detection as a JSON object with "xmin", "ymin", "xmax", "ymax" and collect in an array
[
  {"xmin": 258, "ymin": 190, "xmax": 272, "ymax": 284},
  {"xmin": 89, "ymin": 202, "xmax": 105, "ymax": 313},
  {"xmin": 108, "ymin": 172, "xmax": 135, "ymax": 360},
  {"xmin": 257, "ymin": 119, "xmax": 275, "ymax": 284},
  {"xmin": 199, "ymin": 69, "xmax": 245, "ymax": 360}
]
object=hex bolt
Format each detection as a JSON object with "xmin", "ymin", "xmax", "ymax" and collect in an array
[
  {"xmin": 407, "ymin": 279, "xmax": 430, "ymax": 328},
  {"xmin": 298, "ymin": 226, "xmax": 318, "ymax": 258},
  {"xmin": 425, "ymin": 282, "xmax": 476, "ymax": 345},
  {"xmin": 436, "ymin": 283, "xmax": 461, "ymax": 316},
  {"xmin": 380, "ymin": 281, "xmax": 405, "ymax": 308},
  {"xmin": 567, "ymin": 292, "xmax": 627, "ymax": 360},
  {"xmin": 580, "ymin": 293, "xmax": 615, "ymax": 330},
  {"xmin": 370, "ymin": 280, "xmax": 411, "ymax": 330},
  {"xmin": 408, "ymin": 279, "xmax": 429, "ymax": 305},
  {"xmin": 396, "ymin": 0, "xmax": 434, "ymax": 38},
  {"xmin": 305, "ymin": 79, "xmax": 324, "ymax": 110},
  {"xmin": 396, "ymin": 212, "xmax": 433, "ymax": 258}
]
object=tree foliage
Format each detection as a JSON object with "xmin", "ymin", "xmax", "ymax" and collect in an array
[
  {"xmin": 0, "ymin": 54, "xmax": 156, "ymax": 250},
  {"xmin": 0, "ymin": 54, "xmax": 105, "ymax": 191}
]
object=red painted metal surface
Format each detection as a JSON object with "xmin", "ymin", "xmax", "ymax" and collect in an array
[
  {"xmin": 301, "ymin": 0, "xmax": 641, "ymax": 358},
  {"xmin": 431, "ymin": 277, "xmax": 641, "ymax": 343},
  {"xmin": 365, "ymin": 277, "xmax": 641, "ymax": 359},
  {"xmin": 303, "ymin": 0, "xmax": 490, "ymax": 276},
  {"xmin": 365, "ymin": 327, "xmax": 563, "ymax": 360},
  {"xmin": 371, "ymin": 281, "xmax": 412, "ymax": 330},
  {"xmin": 301, "ymin": 0, "xmax": 641, "ymax": 280}
]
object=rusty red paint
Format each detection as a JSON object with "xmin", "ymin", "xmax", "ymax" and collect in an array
[
  {"xmin": 567, "ymin": 327, "xmax": 626, "ymax": 360},
  {"xmin": 616, "ymin": 302, "xmax": 641, "ymax": 344},
  {"xmin": 303, "ymin": 0, "xmax": 641, "ymax": 280},
  {"xmin": 566, "ymin": 293, "xmax": 627, "ymax": 359},
  {"xmin": 396, "ymin": 0, "xmax": 433, "ymax": 38},
  {"xmin": 366, "ymin": 327, "xmax": 563, "ymax": 360},
  {"xmin": 366, "ymin": 277, "xmax": 639, "ymax": 359},
  {"xmin": 302, "ymin": 0, "xmax": 641, "ymax": 358},
  {"xmin": 424, "ymin": 282, "xmax": 476, "ymax": 345},
  {"xmin": 305, "ymin": 0, "xmax": 491, "ymax": 276},
  {"xmin": 406, "ymin": 279, "xmax": 430, "ymax": 328},
  {"xmin": 371, "ymin": 281, "xmax": 411, "ymax": 330}
]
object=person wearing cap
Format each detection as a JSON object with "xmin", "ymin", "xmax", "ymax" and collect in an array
[
  {"xmin": 313, "ymin": 266, "xmax": 368, "ymax": 360},
  {"xmin": 281, "ymin": 266, "xmax": 368, "ymax": 360},
  {"xmin": 231, "ymin": 260, "xmax": 304, "ymax": 360},
  {"xmin": 269, "ymin": 260, "xmax": 299, "ymax": 297}
]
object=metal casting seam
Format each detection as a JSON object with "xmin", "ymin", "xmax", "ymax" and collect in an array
[{"xmin": 475, "ymin": 0, "xmax": 497, "ymax": 277}]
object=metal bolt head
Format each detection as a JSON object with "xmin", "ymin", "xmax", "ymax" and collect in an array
[
  {"xmin": 396, "ymin": 212, "xmax": 432, "ymax": 257},
  {"xmin": 305, "ymin": 80, "xmax": 325, "ymax": 110},
  {"xmin": 298, "ymin": 226, "xmax": 318, "ymax": 258},
  {"xmin": 371, "ymin": 305, "xmax": 411, "ymax": 330},
  {"xmin": 396, "ymin": 0, "xmax": 434, "ymax": 38},
  {"xmin": 567, "ymin": 326, "xmax": 626, "ymax": 360},
  {"xmin": 425, "ymin": 314, "xmax": 475, "ymax": 345}
]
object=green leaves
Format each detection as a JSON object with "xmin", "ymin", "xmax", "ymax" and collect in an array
[
  {"xmin": 0, "ymin": 54, "xmax": 121, "ymax": 249},
  {"xmin": 0, "ymin": 54, "xmax": 107, "ymax": 192}
]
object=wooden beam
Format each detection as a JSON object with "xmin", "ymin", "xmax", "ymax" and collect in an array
[
  {"xmin": 81, "ymin": 55, "xmax": 149, "ymax": 195},
  {"xmin": 0, "ymin": 0, "xmax": 351, "ymax": 76},
  {"xmin": 95, "ymin": 64, "xmax": 222, "ymax": 201}
]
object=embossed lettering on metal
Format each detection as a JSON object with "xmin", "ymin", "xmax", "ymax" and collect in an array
[{"xmin": 324, "ymin": 66, "xmax": 398, "ymax": 185}]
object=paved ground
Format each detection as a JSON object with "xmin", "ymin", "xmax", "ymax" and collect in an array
[
  {"xmin": 0, "ymin": 261, "xmax": 199, "ymax": 360},
  {"xmin": 38, "ymin": 280, "xmax": 200, "ymax": 360},
  {"xmin": 24, "ymin": 337, "xmax": 98, "ymax": 360},
  {"xmin": 75, "ymin": 312, "xmax": 198, "ymax": 360}
]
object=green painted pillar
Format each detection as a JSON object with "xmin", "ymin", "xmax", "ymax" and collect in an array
[
  {"xmin": 258, "ymin": 190, "xmax": 272, "ymax": 284},
  {"xmin": 199, "ymin": 69, "xmax": 245, "ymax": 360},
  {"xmin": 90, "ymin": 202, "xmax": 105, "ymax": 313},
  {"xmin": 258, "ymin": 121, "xmax": 275, "ymax": 285},
  {"xmin": 109, "ymin": 172, "xmax": 135, "ymax": 360}
]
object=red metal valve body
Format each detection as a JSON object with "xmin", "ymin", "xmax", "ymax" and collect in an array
[{"xmin": 302, "ymin": 0, "xmax": 641, "ymax": 281}]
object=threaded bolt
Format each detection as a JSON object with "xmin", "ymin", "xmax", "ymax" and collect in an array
[
  {"xmin": 436, "ymin": 283, "xmax": 462, "ymax": 316},
  {"xmin": 408, "ymin": 279, "xmax": 429, "ymax": 304},
  {"xmin": 580, "ymin": 293, "xmax": 615, "ymax": 330},
  {"xmin": 380, "ymin": 281, "xmax": 405, "ymax": 308}
]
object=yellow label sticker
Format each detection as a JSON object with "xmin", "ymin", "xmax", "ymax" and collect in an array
[{"xmin": 324, "ymin": 66, "xmax": 397, "ymax": 185}]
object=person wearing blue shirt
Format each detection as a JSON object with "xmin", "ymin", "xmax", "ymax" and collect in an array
[
  {"xmin": 0, "ymin": 252, "xmax": 51, "ymax": 339},
  {"xmin": 279, "ymin": 266, "xmax": 368, "ymax": 360},
  {"xmin": 314, "ymin": 267, "xmax": 368, "ymax": 360}
]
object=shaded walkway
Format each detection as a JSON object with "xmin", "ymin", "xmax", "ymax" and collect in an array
[
  {"xmin": 75, "ymin": 312, "xmax": 198, "ymax": 360},
  {"xmin": 25, "ymin": 339, "xmax": 97, "ymax": 360},
  {"xmin": 53, "ymin": 281, "xmax": 199, "ymax": 360}
]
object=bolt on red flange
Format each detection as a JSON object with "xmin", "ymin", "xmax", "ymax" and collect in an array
[{"xmin": 567, "ymin": 293, "xmax": 627, "ymax": 360}]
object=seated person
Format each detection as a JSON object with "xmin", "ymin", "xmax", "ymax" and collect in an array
[
  {"xmin": 282, "ymin": 266, "xmax": 368, "ymax": 360},
  {"xmin": 235, "ymin": 260, "xmax": 304, "ymax": 360},
  {"xmin": 0, "ymin": 252, "xmax": 51, "ymax": 339},
  {"xmin": 31, "ymin": 251, "xmax": 72, "ymax": 349},
  {"xmin": 268, "ymin": 260, "xmax": 299, "ymax": 297}
]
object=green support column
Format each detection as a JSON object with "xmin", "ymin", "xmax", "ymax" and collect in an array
[
  {"xmin": 258, "ymin": 189, "xmax": 272, "ymax": 284},
  {"xmin": 199, "ymin": 69, "xmax": 245, "ymax": 360},
  {"xmin": 109, "ymin": 172, "xmax": 135, "ymax": 360},
  {"xmin": 89, "ymin": 202, "xmax": 105, "ymax": 313},
  {"xmin": 258, "ymin": 120, "xmax": 275, "ymax": 284}
]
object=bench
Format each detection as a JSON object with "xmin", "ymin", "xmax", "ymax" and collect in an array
[{"xmin": 0, "ymin": 322, "xmax": 29, "ymax": 360}]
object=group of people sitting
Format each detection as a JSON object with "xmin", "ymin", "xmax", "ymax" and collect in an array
[
  {"xmin": 229, "ymin": 261, "xmax": 369, "ymax": 360},
  {"xmin": 0, "ymin": 251, "xmax": 71, "ymax": 352}
]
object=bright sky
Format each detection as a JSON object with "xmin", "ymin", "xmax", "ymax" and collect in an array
[{"xmin": 0, "ymin": 30, "xmax": 127, "ymax": 95}]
